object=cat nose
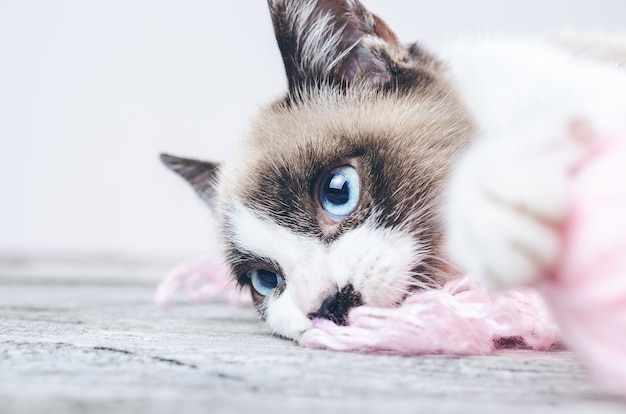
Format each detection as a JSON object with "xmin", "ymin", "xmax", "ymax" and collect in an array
[{"xmin": 307, "ymin": 284, "xmax": 363, "ymax": 326}]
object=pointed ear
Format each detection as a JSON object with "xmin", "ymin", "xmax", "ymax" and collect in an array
[
  {"xmin": 268, "ymin": 0, "xmax": 405, "ymax": 94},
  {"xmin": 160, "ymin": 153, "xmax": 219, "ymax": 205}
]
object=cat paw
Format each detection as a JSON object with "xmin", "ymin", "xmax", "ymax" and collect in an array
[{"xmin": 445, "ymin": 118, "xmax": 595, "ymax": 290}]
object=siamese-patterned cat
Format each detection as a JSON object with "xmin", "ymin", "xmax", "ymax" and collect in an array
[{"xmin": 162, "ymin": 0, "xmax": 626, "ymax": 340}]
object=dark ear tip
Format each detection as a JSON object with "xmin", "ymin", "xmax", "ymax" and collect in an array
[
  {"xmin": 158, "ymin": 153, "xmax": 220, "ymax": 204},
  {"xmin": 159, "ymin": 153, "xmax": 176, "ymax": 166},
  {"xmin": 160, "ymin": 153, "xmax": 187, "ymax": 172}
]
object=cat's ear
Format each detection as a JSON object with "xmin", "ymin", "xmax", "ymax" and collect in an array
[
  {"xmin": 160, "ymin": 153, "xmax": 219, "ymax": 205},
  {"xmin": 268, "ymin": 0, "xmax": 404, "ymax": 93}
]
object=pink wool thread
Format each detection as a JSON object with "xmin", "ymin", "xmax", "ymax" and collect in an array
[
  {"xmin": 156, "ymin": 258, "xmax": 558, "ymax": 355},
  {"xmin": 155, "ymin": 255, "xmax": 250, "ymax": 307},
  {"xmin": 542, "ymin": 130, "xmax": 626, "ymax": 395},
  {"xmin": 300, "ymin": 276, "xmax": 558, "ymax": 355}
]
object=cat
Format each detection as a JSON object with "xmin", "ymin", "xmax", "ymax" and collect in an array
[{"xmin": 161, "ymin": 0, "xmax": 626, "ymax": 340}]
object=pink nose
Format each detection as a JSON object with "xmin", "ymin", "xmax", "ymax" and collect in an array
[{"xmin": 307, "ymin": 284, "xmax": 363, "ymax": 325}]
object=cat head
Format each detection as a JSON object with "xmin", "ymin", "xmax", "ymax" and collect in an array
[{"xmin": 162, "ymin": 0, "xmax": 474, "ymax": 340}]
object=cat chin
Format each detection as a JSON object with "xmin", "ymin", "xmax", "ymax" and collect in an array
[{"xmin": 264, "ymin": 289, "xmax": 313, "ymax": 341}]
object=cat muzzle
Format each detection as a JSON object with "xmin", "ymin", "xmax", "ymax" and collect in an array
[{"xmin": 307, "ymin": 284, "xmax": 364, "ymax": 326}]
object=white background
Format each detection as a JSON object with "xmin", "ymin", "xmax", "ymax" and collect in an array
[{"xmin": 1, "ymin": 0, "xmax": 625, "ymax": 263}]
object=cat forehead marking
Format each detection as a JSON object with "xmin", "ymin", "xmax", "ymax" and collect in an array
[{"xmin": 229, "ymin": 201, "xmax": 328, "ymax": 274}]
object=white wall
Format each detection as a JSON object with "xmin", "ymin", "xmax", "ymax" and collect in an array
[{"xmin": 1, "ymin": 0, "xmax": 625, "ymax": 261}]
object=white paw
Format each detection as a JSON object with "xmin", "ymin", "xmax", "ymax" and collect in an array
[{"xmin": 445, "ymin": 119, "xmax": 594, "ymax": 290}]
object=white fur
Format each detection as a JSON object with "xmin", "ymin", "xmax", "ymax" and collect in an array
[
  {"xmin": 443, "ymin": 38, "xmax": 626, "ymax": 290},
  {"xmin": 442, "ymin": 39, "xmax": 626, "ymax": 133},
  {"xmin": 550, "ymin": 30, "xmax": 626, "ymax": 68},
  {"xmin": 230, "ymin": 202, "xmax": 421, "ymax": 339}
]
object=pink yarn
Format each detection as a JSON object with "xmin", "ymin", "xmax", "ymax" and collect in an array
[
  {"xmin": 155, "ymin": 255, "xmax": 251, "ymax": 307},
  {"xmin": 543, "ymin": 130, "xmax": 626, "ymax": 395},
  {"xmin": 301, "ymin": 276, "xmax": 559, "ymax": 354},
  {"xmin": 156, "ymin": 257, "xmax": 559, "ymax": 355}
]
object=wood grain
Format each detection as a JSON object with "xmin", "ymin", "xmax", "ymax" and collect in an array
[{"xmin": 1, "ymin": 282, "xmax": 625, "ymax": 413}]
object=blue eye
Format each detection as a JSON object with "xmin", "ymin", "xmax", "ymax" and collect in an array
[
  {"xmin": 250, "ymin": 269, "xmax": 282, "ymax": 297},
  {"xmin": 319, "ymin": 165, "xmax": 360, "ymax": 221}
]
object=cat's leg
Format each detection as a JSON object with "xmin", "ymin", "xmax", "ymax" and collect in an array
[{"xmin": 444, "ymin": 118, "xmax": 595, "ymax": 290}]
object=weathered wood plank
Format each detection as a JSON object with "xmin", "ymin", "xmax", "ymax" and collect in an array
[{"xmin": 1, "ymin": 282, "xmax": 625, "ymax": 413}]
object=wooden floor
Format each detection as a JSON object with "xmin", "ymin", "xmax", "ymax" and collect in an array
[{"xmin": 1, "ymin": 279, "xmax": 625, "ymax": 414}]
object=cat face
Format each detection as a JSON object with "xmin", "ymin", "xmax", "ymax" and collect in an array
[{"xmin": 162, "ymin": 0, "xmax": 474, "ymax": 340}]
